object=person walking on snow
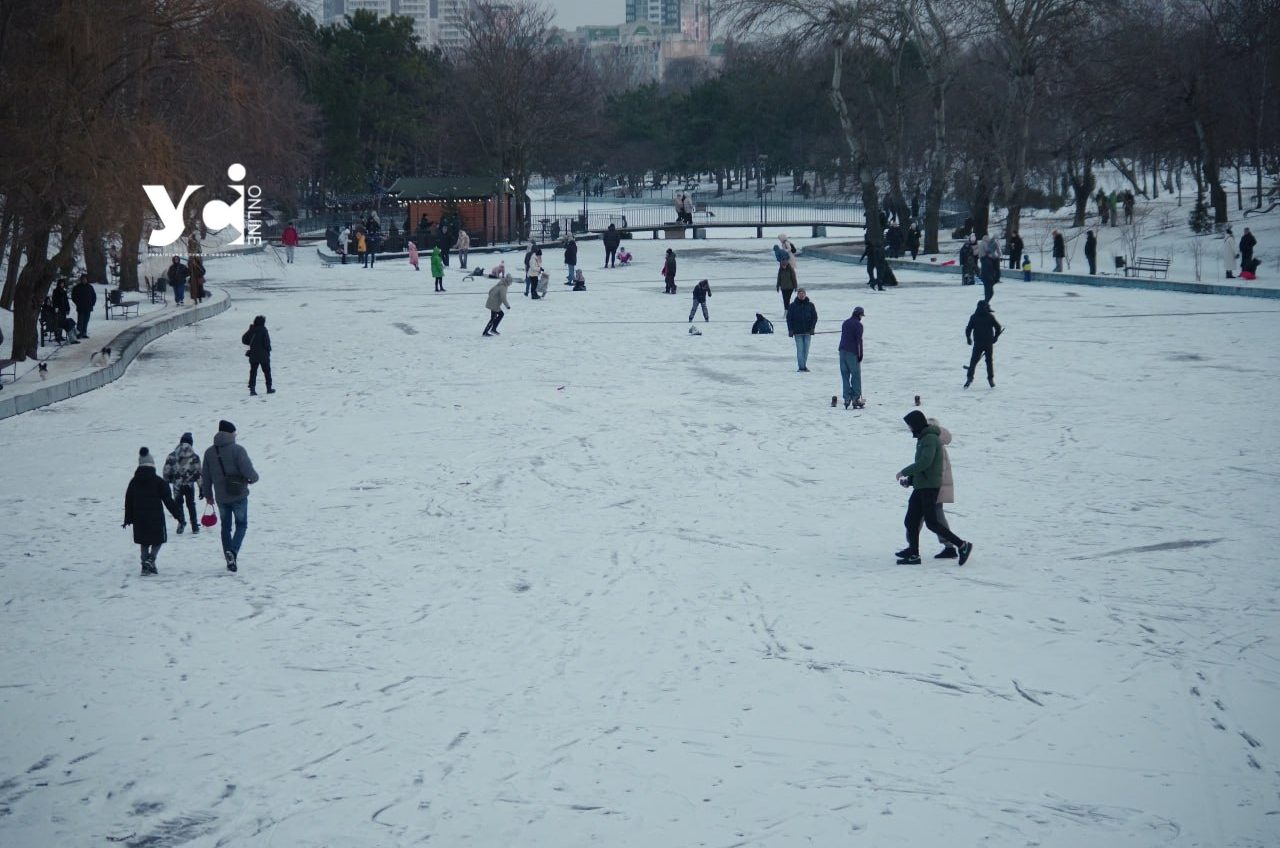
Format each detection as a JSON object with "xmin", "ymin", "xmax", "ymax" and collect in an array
[
  {"xmin": 895, "ymin": 410, "xmax": 972, "ymax": 565},
  {"xmin": 564, "ymin": 235, "xmax": 578, "ymax": 286},
  {"xmin": 1223, "ymin": 227, "xmax": 1238, "ymax": 279},
  {"xmin": 483, "ymin": 275, "xmax": 514, "ymax": 336},
  {"xmin": 528, "ymin": 249, "xmax": 544, "ymax": 299},
  {"xmin": 281, "ymin": 222, "xmax": 299, "ymax": 264},
  {"xmin": 662, "ymin": 248, "xmax": 677, "ymax": 294},
  {"xmin": 407, "ymin": 240, "xmax": 419, "ymax": 271},
  {"xmin": 201, "ymin": 420, "xmax": 259, "ymax": 573},
  {"xmin": 124, "ymin": 447, "xmax": 183, "ymax": 576},
  {"xmin": 688, "ymin": 279, "xmax": 711, "ymax": 322},
  {"xmin": 838, "ymin": 306, "xmax": 865, "ymax": 408},
  {"xmin": 928, "ymin": 417, "xmax": 959, "ymax": 559},
  {"xmin": 964, "ymin": 300, "xmax": 1003, "ymax": 388},
  {"xmin": 774, "ymin": 234, "xmax": 798, "ymax": 310},
  {"xmin": 431, "ymin": 245, "xmax": 445, "ymax": 292},
  {"xmin": 242, "ymin": 315, "xmax": 273, "ymax": 395},
  {"xmin": 71, "ymin": 273, "xmax": 96, "ymax": 339},
  {"xmin": 162, "ymin": 432, "xmax": 202, "ymax": 534},
  {"xmin": 786, "ymin": 288, "xmax": 818, "ymax": 372},
  {"xmin": 1084, "ymin": 230, "xmax": 1097, "ymax": 275},
  {"xmin": 167, "ymin": 256, "xmax": 190, "ymax": 305},
  {"xmin": 602, "ymin": 224, "xmax": 621, "ymax": 268},
  {"xmin": 454, "ymin": 228, "xmax": 470, "ymax": 269},
  {"xmin": 1051, "ymin": 229, "xmax": 1065, "ymax": 272}
]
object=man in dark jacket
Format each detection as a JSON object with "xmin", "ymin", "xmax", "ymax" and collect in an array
[
  {"xmin": 124, "ymin": 447, "xmax": 183, "ymax": 575},
  {"xmin": 895, "ymin": 410, "xmax": 972, "ymax": 565},
  {"xmin": 166, "ymin": 256, "xmax": 190, "ymax": 304},
  {"xmin": 861, "ymin": 240, "xmax": 884, "ymax": 290},
  {"xmin": 71, "ymin": 274, "xmax": 97, "ymax": 339},
  {"xmin": 964, "ymin": 300, "xmax": 1003, "ymax": 388},
  {"xmin": 1084, "ymin": 230, "xmax": 1097, "ymax": 275},
  {"xmin": 1240, "ymin": 228, "xmax": 1256, "ymax": 271},
  {"xmin": 602, "ymin": 224, "xmax": 621, "ymax": 268},
  {"xmin": 785, "ymin": 288, "xmax": 818, "ymax": 371},
  {"xmin": 201, "ymin": 419, "xmax": 260, "ymax": 572},
  {"xmin": 242, "ymin": 315, "xmax": 273, "ymax": 395},
  {"xmin": 564, "ymin": 235, "xmax": 578, "ymax": 285},
  {"xmin": 688, "ymin": 279, "xmax": 711, "ymax": 322},
  {"xmin": 1052, "ymin": 230, "xmax": 1065, "ymax": 272},
  {"xmin": 838, "ymin": 306, "xmax": 865, "ymax": 408},
  {"xmin": 1007, "ymin": 231, "xmax": 1023, "ymax": 270}
]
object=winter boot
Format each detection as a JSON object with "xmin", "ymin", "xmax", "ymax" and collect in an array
[
  {"xmin": 177, "ymin": 521, "xmax": 186, "ymax": 535},
  {"xmin": 224, "ymin": 550, "xmax": 238, "ymax": 573}
]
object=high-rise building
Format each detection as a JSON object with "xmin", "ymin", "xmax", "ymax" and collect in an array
[
  {"xmin": 320, "ymin": 0, "xmax": 471, "ymax": 49},
  {"xmin": 625, "ymin": 0, "xmax": 683, "ymax": 31}
]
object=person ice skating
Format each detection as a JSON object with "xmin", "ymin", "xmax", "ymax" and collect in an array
[
  {"xmin": 1007, "ymin": 230, "xmax": 1023, "ymax": 271},
  {"xmin": 483, "ymin": 274, "xmax": 513, "ymax": 336},
  {"xmin": 281, "ymin": 222, "xmax": 299, "ymax": 264},
  {"xmin": 242, "ymin": 315, "xmax": 273, "ymax": 395},
  {"xmin": 964, "ymin": 300, "xmax": 1003, "ymax": 388},
  {"xmin": 894, "ymin": 410, "xmax": 972, "ymax": 565},
  {"xmin": 407, "ymin": 240, "xmax": 419, "ymax": 271},
  {"xmin": 838, "ymin": 306, "xmax": 865, "ymax": 409},
  {"xmin": 928, "ymin": 417, "xmax": 958, "ymax": 558},
  {"xmin": 662, "ymin": 248, "xmax": 677, "ymax": 294},
  {"xmin": 455, "ymin": 228, "xmax": 470, "ymax": 269},
  {"xmin": 751, "ymin": 312, "xmax": 774, "ymax": 334},
  {"xmin": 1052, "ymin": 229, "xmax": 1065, "ymax": 272},
  {"xmin": 564, "ymin": 235, "xmax": 577, "ymax": 286},
  {"xmin": 201, "ymin": 420, "xmax": 259, "ymax": 573},
  {"xmin": 603, "ymin": 224, "xmax": 621, "ymax": 268},
  {"xmin": 163, "ymin": 432, "xmax": 202, "ymax": 535},
  {"xmin": 124, "ymin": 447, "xmax": 183, "ymax": 576},
  {"xmin": 978, "ymin": 233, "xmax": 1002, "ymax": 302},
  {"xmin": 1239, "ymin": 227, "xmax": 1256, "ymax": 271},
  {"xmin": 688, "ymin": 278, "xmax": 711, "ymax": 322},
  {"xmin": 431, "ymin": 245, "xmax": 445, "ymax": 292},
  {"xmin": 774, "ymin": 234, "xmax": 798, "ymax": 309},
  {"xmin": 167, "ymin": 256, "xmax": 190, "ymax": 304},
  {"xmin": 1223, "ymin": 227, "xmax": 1238, "ymax": 279},
  {"xmin": 1084, "ymin": 230, "xmax": 1097, "ymax": 275},
  {"xmin": 786, "ymin": 288, "xmax": 818, "ymax": 372},
  {"xmin": 71, "ymin": 273, "xmax": 96, "ymax": 339}
]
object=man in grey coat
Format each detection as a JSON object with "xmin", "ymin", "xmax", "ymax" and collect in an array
[{"xmin": 200, "ymin": 419, "xmax": 259, "ymax": 572}]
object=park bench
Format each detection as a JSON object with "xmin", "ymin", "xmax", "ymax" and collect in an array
[
  {"xmin": 0, "ymin": 357, "xmax": 16, "ymax": 387},
  {"xmin": 105, "ymin": 289, "xmax": 140, "ymax": 319},
  {"xmin": 694, "ymin": 201, "xmax": 713, "ymax": 218},
  {"xmin": 1122, "ymin": 256, "xmax": 1171, "ymax": 279},
  {"xmin": 146, "ymin": 277, "xmax": 168, "ymax": 304}
]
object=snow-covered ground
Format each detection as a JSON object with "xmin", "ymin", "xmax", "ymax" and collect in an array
[{"xmin": 2, "ymin": 238, "xmax": 1278, "ymax": 847}]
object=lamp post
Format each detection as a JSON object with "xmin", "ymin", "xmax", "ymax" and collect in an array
[
  {"xmin": 582, "ymin": 168, "xmax": 590, "ymax": 233},
  {"xmin": 758, "ymin": 155, "xmax": 770, "ymax": 226}
]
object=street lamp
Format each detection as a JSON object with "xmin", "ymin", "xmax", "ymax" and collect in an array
[{"xmin": 758, "ymin": 155, "xmax": 769, "ymax": 226}]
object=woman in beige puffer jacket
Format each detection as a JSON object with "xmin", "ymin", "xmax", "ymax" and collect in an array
[{"xmin": 929, "ymin": 418, "xmax": 958, "ymax": 558}]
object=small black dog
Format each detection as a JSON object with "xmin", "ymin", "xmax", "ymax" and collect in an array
[
  {"xmin": 90, "ymin": 346, "xmax": 112, "ymax": 365},
  {"xmin": 37, "ymin": 362, "xmax": 49, "ymax": 379}
]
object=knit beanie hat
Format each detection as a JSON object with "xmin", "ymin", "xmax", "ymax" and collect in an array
[
  {"xmin": 138, "ymin": 447, "xmax": 155, "ymax": 467},
  {"xmin": 180, "ymin": 432, "xmax": 193, "ymax": 445},
  {"xmin": 218, "ymin": 419, "xmax": 236, "ymax": 433}
]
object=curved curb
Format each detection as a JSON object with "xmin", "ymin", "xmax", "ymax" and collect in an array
[
  {"xmin": 0, "ymin": 289, "xmax": 232, "ymax": 421},
  {"xmin": 805, "ymin": 243, "xmax": 1280, "ymax": 299}
]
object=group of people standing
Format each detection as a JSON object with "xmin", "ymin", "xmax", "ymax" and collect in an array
[{"xmin": 123, "ymin": 420, "xmax": 259, "ymax": 575}]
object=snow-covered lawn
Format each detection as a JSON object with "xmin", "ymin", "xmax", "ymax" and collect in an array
[{"xmin": 2, "ymin": 239, "xmax": 1278, "ymax": 846}]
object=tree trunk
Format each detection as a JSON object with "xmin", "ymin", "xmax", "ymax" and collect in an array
[
  {"xmin": 10, "ymin": 225, "xmax": 52, "ymax": 361},
  {"xmin": 82, "ymin": 224, "xmax": 108, "ymax": 284},
  {"xmin": 970, "ymin": 176, "xmax": 991, "ymax": 240},
  {"xmin": 119, "ymin": 213, "xmax": 143, "ymax": 291},
  {"xmin": 1069, "ymin": 156, "xmax": 1094, "ymax": 228},
  {"xmin": 1151, "ymin": 155, "xmax": 1159, "ymax": 199},
  {"xmin": 1, "ymin": 216, "xmax": 23, "ymax": 310}
]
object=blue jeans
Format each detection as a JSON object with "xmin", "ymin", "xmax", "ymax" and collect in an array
[
  {"xmin": 840, "ymin": 351, "xmax": 861, "ymax": 400},
  {"xmin": 219, "ymin": 498, "xmax": 249, "ymax": 556},
  {"xmin": 566, "ymin": 264, "xmax": 575, "ymax": 284},
  {"xmin": 172, "ymin": 281, "xmax": 186, "ymax": 303},
  {"xmin": 794, "ymin": 334, "xmax": 812, "ymax": 369}
]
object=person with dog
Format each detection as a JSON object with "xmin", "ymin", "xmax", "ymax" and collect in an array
[
  {"xmin": 894, "ymin": 410, "xmax": 972, "ymax": 566},
  {"xmin": 124, "ymin": 447, "xmax": 184, "ymax": 576},
  {"xmin": 964, "ymin": 299, "xmax": 1003, "ymax": 388},
  {"xmin": 71, "ymin": 273, "xmax": 96, "ymax": 339},
  {"xmin": 201, "ymin": 420, "xmax": 259, "ymax": 573},
  {"xmin": 163, "ymin": 432, "xmax": 202, "ymax": 534},
  {"xmin": 688, "ymin": 279, "xmax": 711, "ymax": 322},
  {"xmin": 603, "ymin": 224, "xmax": 621, "ymax": 268},
  {"xmin": 483, "ymin": 275, "xmax": 514, "ymax": 336},
  {"xmin": 431, "ymin": 245, "xmax": 445, "ymax": 292},
  {"xmin": 242, "ymin": 315, "xmax": 273, "ymax": 396}
]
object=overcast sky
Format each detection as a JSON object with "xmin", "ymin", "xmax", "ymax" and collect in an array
[{"xmin": 547, "ymin": 0, "xmax": 626, "ymax": 28}]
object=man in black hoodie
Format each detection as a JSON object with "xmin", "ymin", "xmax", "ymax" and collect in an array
[
  {"xmin": 602, "ymin": 224, "xmax": 621, "ymax": 268},
  {"xmin": 964, "ymin": 300, "xmax": 1003, "ymax": 388},
  {"xmin": 242, "ymin": 315, "xmax": 274, "ymax": 395}
]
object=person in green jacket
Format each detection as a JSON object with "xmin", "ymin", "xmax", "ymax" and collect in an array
[
  {"xmin": 895, "ymin": 410, "xmax": 972, "ymax": 565},
  {"xmin": 431, "ymin": 246, "xmax": 445, "ymax": 292}
]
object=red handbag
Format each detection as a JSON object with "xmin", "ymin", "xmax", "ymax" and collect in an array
[{"xmin": 200, "ymin": 504, "xmax": 218, "ymax": 527}]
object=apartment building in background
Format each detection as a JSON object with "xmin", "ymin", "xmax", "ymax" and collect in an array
[{"xmin": 320, "ymin": 0, "xmax": 470, "ymax": 49}]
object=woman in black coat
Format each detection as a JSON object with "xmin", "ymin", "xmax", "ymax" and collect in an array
[
  {"xmin": 124, "ymin": 448, "xmax": 182, "ymax": 575},
  {"xmin": 242, "ymin": 315, "xmax": 273, "ymax": 395}
]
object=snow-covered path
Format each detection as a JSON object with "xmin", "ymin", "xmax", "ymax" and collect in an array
[{"xmin": 2, "ymin": 239, "xmax": 1278, "ymax": 846}]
